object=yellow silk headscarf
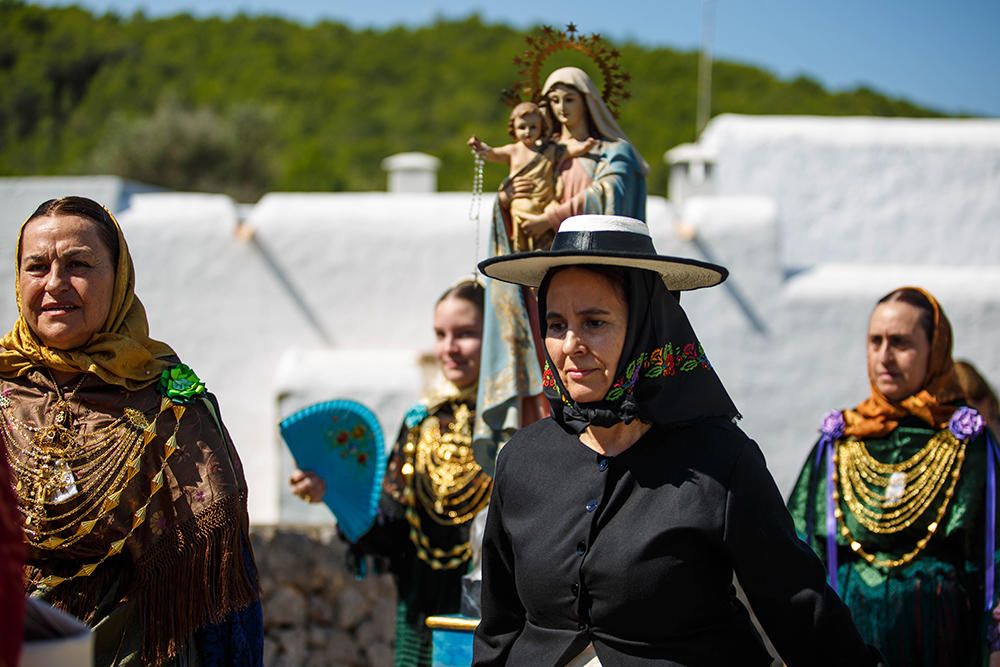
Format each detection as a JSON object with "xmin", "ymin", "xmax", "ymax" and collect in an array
[
  {"xmin": 0, "ymin": 204, "xmax": 176, "ymax": 389},
  {"xmin": 844, "ymin": 286, "xmax": 965, "ymax": 438}
]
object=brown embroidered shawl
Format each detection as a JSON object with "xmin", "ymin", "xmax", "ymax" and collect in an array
[{"xmin": 7, "ymin": 371, "xmax": 258, "ymax": 664}]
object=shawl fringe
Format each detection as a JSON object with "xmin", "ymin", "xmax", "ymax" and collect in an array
[
  {"xmin": 135, "ymin": 491, "xmax": 259, "ymax": 665},
  {"xmin": 25, "ymin": 560, "xmax": 122, "ymax": 626}
]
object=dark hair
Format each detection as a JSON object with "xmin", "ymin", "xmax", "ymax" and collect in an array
[
  {"xmin": 876, "ymin": 288, "xmax": 934, "ymax": 342},
  {"xmin": 544, "ymin": 265, "xmax": 628, "ymax": 304},
  {"xmin": 25, "ymin": 196, "xmax": 120, "ymax": 262},
  {"xmin": 437, "ymin": 279, "xmax": 485, "ymax": 315},
  {"xmin": 955, "ymin": 360, "xmax": 1000, "ymax": 418}
]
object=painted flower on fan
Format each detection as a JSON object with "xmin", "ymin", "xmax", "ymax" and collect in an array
[
  {"xmin": 949, "ymin": 406, "xmax": 984, "ymax": 440},
  {"xmin": 820, "ymin": 410, "xmax": 845, "ymax": 441},
  {"xmin": 158, "ymin": 364, "xmax": 206, "ymax": 404}
]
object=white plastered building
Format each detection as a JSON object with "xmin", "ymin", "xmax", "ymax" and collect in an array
[{"xmin": 0, "ymin": 118, "xmax": 998, "ymax": 522}]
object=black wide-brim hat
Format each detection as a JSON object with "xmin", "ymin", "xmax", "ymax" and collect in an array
[{"xmin": 478, "ymin": 215, "xmax": 728, "ymax": 290}]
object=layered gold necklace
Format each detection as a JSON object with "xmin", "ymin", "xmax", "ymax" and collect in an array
[
  {"xmin": 2, "ymin": 373, "xmax": 186, "ymax": 589},
  {"xmin": 400, "ymin": 401, "xmax": 492, "ymax": 570},
  {"xmin": 833, "ymin": 429, "xmax": 966, "ymax": 569}
]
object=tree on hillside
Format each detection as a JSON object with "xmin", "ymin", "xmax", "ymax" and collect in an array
[
  {"xmin": 0, "ymin": 5, "xmax": 949, "ymax": 198},
  {"xmin": 92, "ymin": 100, "xmax": 277, "ymax": 202}
]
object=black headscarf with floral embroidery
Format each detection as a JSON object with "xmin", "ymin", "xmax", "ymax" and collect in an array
[{"xmin": 538, "ymin": 266, "xmax": 740, "ymax": 433}]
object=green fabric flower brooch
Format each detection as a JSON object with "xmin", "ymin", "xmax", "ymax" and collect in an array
[{"xmin": 158, "ymin": 363, "xmax": 206, "ymax": 403}]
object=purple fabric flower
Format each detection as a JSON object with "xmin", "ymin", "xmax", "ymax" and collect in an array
[
  {"xmin": 820, "ymin": 410, "xmax": 846, "ymax": 441},
  {"xmin": 949, "ymin": 406, "xmax": 985, "ymax": 440}
]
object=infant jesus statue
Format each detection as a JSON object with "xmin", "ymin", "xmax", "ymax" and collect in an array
[{"xmin": 469, "ymin": 101, "xmax": 595, "ymax": 252}]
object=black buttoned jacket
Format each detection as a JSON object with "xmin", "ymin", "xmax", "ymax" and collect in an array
[{"xmin": 473, "ymin": 417, "xmax": 880, "ymax": 666}]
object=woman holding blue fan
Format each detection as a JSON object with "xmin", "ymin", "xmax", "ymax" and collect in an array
[
  {"xmin": 788, "ymin": 287, "xmax": 1000, "ymax": 666},
  {"xmin": 291, "ymin": 278, "xmax": 492, "ymax": 667}
]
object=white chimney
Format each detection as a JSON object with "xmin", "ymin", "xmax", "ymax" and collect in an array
[
  {"xmin": 381, "ymin": 152, "xmax": 441, "ymax": 193},
  {"xmin": 664, "ymin": 143, "xmax": 716, "ymax": 205}
]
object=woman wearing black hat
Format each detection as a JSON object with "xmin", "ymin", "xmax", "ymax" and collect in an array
[{"xmin": 472, "ymin": 215, "xmax": 880, "ymax": 666}]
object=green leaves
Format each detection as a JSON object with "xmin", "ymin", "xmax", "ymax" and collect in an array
[
  {"xmin": 91, "ymin": 99, "xmax": 278, "ymax": 203},
  {"xmin": 0, "ymin": 6, "xmax": 947, "ymax": 200}
]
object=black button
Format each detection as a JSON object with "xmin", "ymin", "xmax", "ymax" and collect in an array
[
  {"xmin": 576, "ymin": 541, "xmax": 586, "ymax": 555},
  {"xmin": 585, "ymin": 499, "xmax": 598, "ymax": 512},
  {"xmin": 577, "ymin": 622, "xmax": 587, "ymax": 630},
  {"xmin": 598, "ymin": 458, "xmax": 609, "ymax": 471},
  {"xmin": 571, "ymin": 583, "xmax": 579, "ymax": 596}
]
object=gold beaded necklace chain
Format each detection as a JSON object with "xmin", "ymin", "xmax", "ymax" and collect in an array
[
  {"xmin": 833, "ymin": 429, "xmax": 967, "ymax": 569},
  {"xmin": 1, "ymin": 374, "xmax": 188, "ymax": 589},
  {"xmin": 400, "ymin": 402, "xmax": 492, "ymax": 570}
]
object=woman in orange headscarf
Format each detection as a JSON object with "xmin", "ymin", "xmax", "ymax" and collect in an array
[{"xmin": 788, "ymin": 287, "xmax": 1000, "ymax": 666}]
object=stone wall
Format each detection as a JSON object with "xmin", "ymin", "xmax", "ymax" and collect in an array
[{"xmin": 252, "ymin": 526, "xmax": 397, "ymax": 667}]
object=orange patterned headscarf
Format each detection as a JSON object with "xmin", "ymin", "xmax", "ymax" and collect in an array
[
  {"xmin": 844, "ymin": 286, "xmax": 964, "ymax": 438},
  {"xmin": 0, "ymin": 199, "xmax": 175, "ymax": 390}
]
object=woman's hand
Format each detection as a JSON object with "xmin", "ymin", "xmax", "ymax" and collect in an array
[
  {"xmin": 498, "ymin": 176, "xmax": 534, "ymax": 209},
  {"xmin": 518, "ymin": 211, "xmax": 553, "ymax": 239},
  {"xmin": 289, "ymin": 469, "xmax": 326, "ymax": 503}
]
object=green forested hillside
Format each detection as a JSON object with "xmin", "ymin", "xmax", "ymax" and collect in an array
[{"xmin": 0, "ymin": 2, "xmax": 945, "ymax": 201}]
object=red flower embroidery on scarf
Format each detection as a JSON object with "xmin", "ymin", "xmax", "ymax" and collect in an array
[{"xmin": 604, "ymin": 341, "xmax": 711, "ymax": 401}]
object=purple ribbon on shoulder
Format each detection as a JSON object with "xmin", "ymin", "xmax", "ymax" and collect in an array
[
  {"xmin": 949, "ymin": 406, "xmax": 993, "ymax": 612},
  {"xmin": 825, "ymin": 436, "xmax": 838, "ymax": 592},
  {"xmin": 986, "ymin": 430, "xmax": 997, "ymax": 612},
  {"xmin": 817, "ymin": 410, "xmax": 845, "ymax": 592}
]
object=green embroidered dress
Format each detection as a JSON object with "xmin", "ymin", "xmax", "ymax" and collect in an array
[{"xmin": 788, "ymin": 415, "xmax": 999, "ymax": 666}]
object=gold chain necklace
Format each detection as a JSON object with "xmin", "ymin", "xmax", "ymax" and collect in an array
[
  {"xmin": 4, "ymin": 374, "xmax": 151, "ymax": 539},
  {"xmin": 2, "ymin": 375, "xmax": 188, "ymax": 589},
  {"xmin": 399, "ymin": 401, "xmax": 492, "ymax": 570},
  {"xmin": 833, "ymin": 429, "xmax": 967, "ymax": 569},
  {"xmin": 412, "ymin": 403, "xmax": 491, "ymax": 525}
]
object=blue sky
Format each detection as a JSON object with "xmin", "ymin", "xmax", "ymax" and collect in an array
[{"xmin": 33, "ymin": 0, "xmax": 1000, "ymax": 116}]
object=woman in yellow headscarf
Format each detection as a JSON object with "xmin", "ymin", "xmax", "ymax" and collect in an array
[
  {"xmin": 1, "ymin": 196, "xmax": 262, "ymax": 666},
  {"xmin": 788, "ymin": 287, "xmax": 1000, "ymax": 666}
]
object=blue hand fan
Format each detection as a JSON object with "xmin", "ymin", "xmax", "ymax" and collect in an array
[{"xmin": 279, "ymin": 399, "xmax": 386, "ymax": 542}]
